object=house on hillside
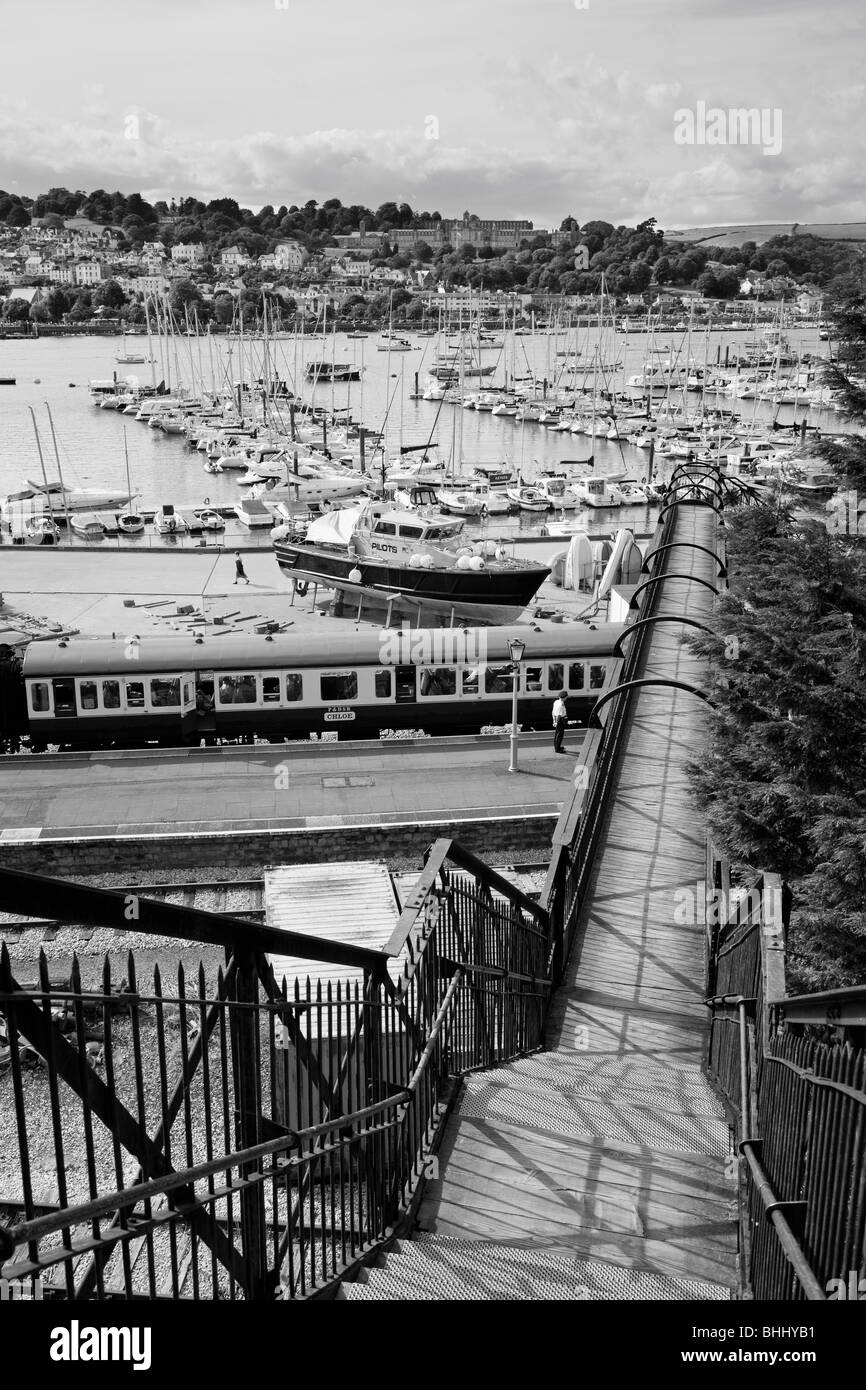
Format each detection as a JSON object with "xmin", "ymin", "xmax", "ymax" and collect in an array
[{"xmin": 274, "ymin": 240, "xmax": 308, "ymax": 272}]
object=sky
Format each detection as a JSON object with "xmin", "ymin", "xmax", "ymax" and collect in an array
[{"xmin": 0, "ymin": 0, "xmax": 863, "ymax": 229}]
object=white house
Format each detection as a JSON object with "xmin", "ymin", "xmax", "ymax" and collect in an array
[
  {"xmin": 24, "ymin": 253, "xmax": 44, "ymax": 275},
  {"xmin": 273, "ymin": 240, "xmax": 307, "ymax": 272},
  {"xmin": 171, "ymin": 242, "xmax": 205, "ymax": 264},
  {"xmin": 220, "ymin": 246, "xmax": 250, "ymax": 270},
  {"xmin": 74, "ymin": 260, "xmax": 106, "ymax": 286}
]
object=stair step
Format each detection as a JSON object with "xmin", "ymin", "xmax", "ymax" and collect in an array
[
  {"xmin": 459, "ymin": 1073, "xmax": 728, "ymax": 1155},
  {"xmin": 343, "ymin": 1235, "xmax": 732, "ymax": 1300}
]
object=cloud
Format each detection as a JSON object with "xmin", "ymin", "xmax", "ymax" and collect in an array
[{"xmin": 0, "ymin": 39, "xmax": 862, "ymax": 231}]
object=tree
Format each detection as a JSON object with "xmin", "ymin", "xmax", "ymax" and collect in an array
[
  {"xmin": 93, "ymin": 279, "xmax": 126, "ymax": 310},
  {"xmin": 169, "ymin": 278, "xmax": 204, "ymax": 314},
  {"xmin": 45, "ymin": 287, "xmax": 71, "ymax": 321},
  {"xmin": 688, "ymin": 500, "xmax": 866, "ymax": 989}
]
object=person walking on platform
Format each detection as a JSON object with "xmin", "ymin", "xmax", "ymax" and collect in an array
[
  {"xmin": 233, "ymin": 551, "xmax": 250, "ymax": 585},
  {"xmin": 552, "ymin": 688, "xmax": 569, "ymax": 753}
]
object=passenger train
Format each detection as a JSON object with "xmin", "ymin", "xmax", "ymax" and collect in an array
[{"xmin": 0, "ymin": 624, "xmax": 626, "ymax": 751}]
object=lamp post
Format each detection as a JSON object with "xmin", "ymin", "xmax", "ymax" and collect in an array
[{"xmin": 507, "ymin": 636, "xmax": 526, "ymax": 773}]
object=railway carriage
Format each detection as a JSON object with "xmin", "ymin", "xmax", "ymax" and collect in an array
[{"xmin": 15, "ymin": 624, "xmax": 626, "ymax": 750}]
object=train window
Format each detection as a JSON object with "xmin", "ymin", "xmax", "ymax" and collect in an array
[
  {"xmin": 126, "ymin": 681, "xmax": 145, "ymax": 709},
  {"xmin": 590, "ymin": 664, "xmax": 606, "ymax": 689},
  {"xmin": 374, "ymin": 669, "xmax": 392, "ymax": 699},
  {"xmin": 321, "ymin": 671, "xmax": 358, "ymax": 701},
  {"xmin": 217, "ymin": 674, "xmax": 257, "ymax": 705},
  {"xmin": 102, "ymin": 680, "xmax": 121, "ymax": 709},
  {"xmin": 30, "ymin": 683, "xmax": 50, "ymax": 713},
  {"xmin": 80, "ymin": 681, "xmax": 98, "ymax": 711},
  {"xmin": 373, "ymin": 521, "xmax": 396, "ymax": 536},
  {"xmin": 547, "ymin": 663, "xmax": 564, "ymax": 692},
  {"xmin": 485, "ymin": 664, "xmax": 514, "ymax": 695},
  {"xmin": 569, "ymin": 663, "xmax": 585, "ymax": 691},
  {"xmin": 285, "ymin": 673, "xmax": 303, "ymax": 702},
  {"xmin": 420, "ymin": 667, "xmax": 456, "ymax": 697},
  {"xmin": 524, "ymin": 666, "xmax": 543, "ymax": 694},
  {"xmin": 262, "ymin": 676, "xmax": 281, "ymax": 703},
  {"xmin": 461, "ymin": 667, "xmax": 480, "ymax": 696},
  {"xmin": 151, "ymin": 678, "xmax": 181, "ymax": 707},
  {"xmin": 183, "ymin": 682, "xmax": 193, "ymax": 706}
]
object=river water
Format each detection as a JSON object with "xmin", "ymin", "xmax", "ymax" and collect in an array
[{"xmin": 0, "ymin": 325, "xmax": 839, "ymax": 549}]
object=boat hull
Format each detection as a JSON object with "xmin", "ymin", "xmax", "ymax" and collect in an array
[{"xmin": 273, "ymin": 540, "xmax": 549, "ymax": 616}]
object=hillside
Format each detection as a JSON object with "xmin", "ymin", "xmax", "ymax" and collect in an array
[{"xmin": 665, "ymin": 222, "xmax": 866, "ymax": 249}]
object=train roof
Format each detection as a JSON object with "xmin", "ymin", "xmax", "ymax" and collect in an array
[{"xmin": 22, "ymin": 623, "xmax": 627, "ymax": 678}]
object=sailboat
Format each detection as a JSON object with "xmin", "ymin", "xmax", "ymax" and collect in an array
[
  {"xmin": 115, "ymin": 328, "xmax": 152, "ymax": 366},
  {"xmin": 117, "ymin": 427, "xmax": 145, "ymax": 533}
]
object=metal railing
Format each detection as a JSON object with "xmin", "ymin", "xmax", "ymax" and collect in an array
[
  {"xmin": 0, "ymin": 845, "xmax": 550, "ymax": 1301},
  {"xmin": 705, "ymin": 844, "xmax": 866, "ymax": 1301}
]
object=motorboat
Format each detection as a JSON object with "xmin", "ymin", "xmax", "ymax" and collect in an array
[
  {"xmin": 377, "ymin": 334, "xmax": 412, "ymax": 352},
  {"xmin": 25, "ymin": 515, "xmax": 61, "ymax": 545},
  {"xmin": 10, "ymin": 482, "xmax": 133, "ymax": 515},
  {"xmin": 271, "ymin": 501, "xmax": 551, "ymax": 619},
  {"xmin": 506, "ymin": 484, "xmax": 549, "ymax": 512},
  {"xmin": 118, "ymin": 511, "xmax": 145, "ymax": 535},
  {"xmin": 473, "ymin": 463, "xmax": 514, "ymax": 488},
  {"xmin": 196, "ymin": 509, "xmax": 225, "ymax": 531},
  {"xmin": 437, "ymin": 488, "xmax": 486, "ymax": 517},
  {"xmin": 569, "ymin": 476, "xmax": 626, "ymax": 508},
  {"xmin": 154, "ymin": 505, "xmax": 186, "ymax": 535},
  {"xmin": 70, "ymin": 514, "xmax": 105, "ymax": 540},
  {"xmin": 534, "ymin": 476, "xmax": 579, "ymax": 510},
  {"xmin": 306, "ymin": 361, "xmax": 362, "ymax": 382}
]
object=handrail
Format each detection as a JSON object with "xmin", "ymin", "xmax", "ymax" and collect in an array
[
  {"xmin": 0, "ymin": 956, "xmax": 467, "ymax": 1262},
  {"xmin": 705, "ymin": 845, "xmax": 865, "ymax": 1302},
  {"xmin": 0, "ymin": 866, "xmax": 385, "ymax": 970}
]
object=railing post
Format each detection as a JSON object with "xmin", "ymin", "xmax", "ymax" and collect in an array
[
  {"xmin": 362, "ymin": 966, "xmax": 387, "ymax": 1236},
  {"xmin": 232, "ymin": 946, "xmax": 269, "ymax": 1300}
]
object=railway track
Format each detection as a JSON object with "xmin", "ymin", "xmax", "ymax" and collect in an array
[{"xmin": 0, "ymin": 863, "xmax": 548, "ymax": 939}]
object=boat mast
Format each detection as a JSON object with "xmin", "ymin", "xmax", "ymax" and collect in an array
[
  {"xmin": 122, "ymin": 424, "xmax": 134, "ymax": 511},
  {"xmin": 29, "ymin": 406, "xmax": 59, "ymax": 537}
]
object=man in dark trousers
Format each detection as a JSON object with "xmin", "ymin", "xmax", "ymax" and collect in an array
[
  {"xmin": 233, "ymin": 551, "xmax": 250, "ymax": 585},
  {"xmin": 552, "ymin": 688, "xmax": 569, "ymax": 753}
]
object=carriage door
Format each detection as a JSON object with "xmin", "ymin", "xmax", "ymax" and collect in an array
[
  {"xmin": 395, "ymin": 666, "xmax": 417, "ymax": 703},
  {"xmin": 180, "ymin": 672, "xmax": 199, "ymax": 742},
  {"xmin": 52, "ymin": 678, "xmax": 77, "ymax": 717},
  {"xmin": 193, "ymin": 668, "xmax": 217, "ymax": 738}
]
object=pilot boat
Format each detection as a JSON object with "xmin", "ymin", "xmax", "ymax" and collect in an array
[{"xmin": 271, "ymin": 501, "xmax": 550, "ymax": 620}]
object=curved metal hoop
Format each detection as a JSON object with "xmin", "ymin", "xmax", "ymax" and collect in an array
[
  {"xmin": 641, "ymin": 542, "xmax": 727, "ymax": 578},
  {"xmin": 613, "ymin": 614, "xmax": 715, "ymax": 656},
  {"xmin": 589, "ymin": 677, "xmax": 712, "ymax": 727},
  {"xmin": 628, "ymin": 572, "xmax": 720, "ymax": 611}
]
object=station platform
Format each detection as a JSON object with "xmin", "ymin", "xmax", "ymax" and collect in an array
[{"xmin": 0, "ymin": 729, "xmax": 582, "ymax": 849}]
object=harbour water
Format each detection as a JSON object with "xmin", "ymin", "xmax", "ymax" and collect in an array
[{"xmin": 0, "ymin": 324, "xmax": 840, "ymax": 552}]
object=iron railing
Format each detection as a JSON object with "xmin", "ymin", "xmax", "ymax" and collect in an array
[
  {"xmin": 705, "ymin": 844, "xmax": 866, "ymax": 1301},
  {"xmin": 0, "ymin": 845, "xmax": 550, "ymax": 1300}
]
